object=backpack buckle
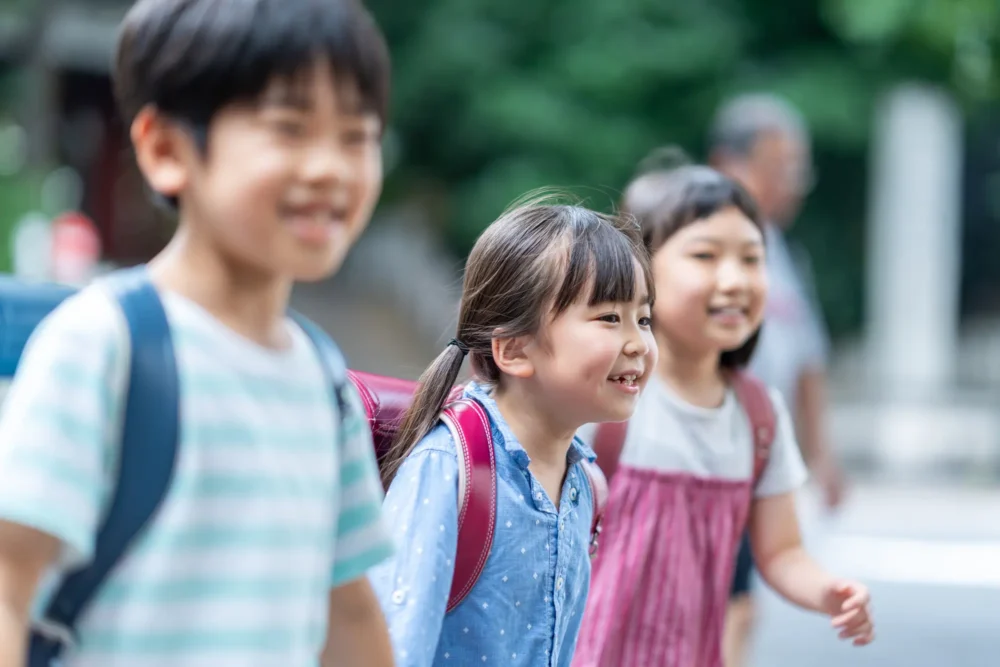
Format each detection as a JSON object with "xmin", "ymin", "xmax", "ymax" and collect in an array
[
  {"xmin": 32, "ymin": 617, "xmax": 78, "ymax": 652},
  {"xmin": 589, "ymin": 520, "xmax": 602, "ymax": 558}
]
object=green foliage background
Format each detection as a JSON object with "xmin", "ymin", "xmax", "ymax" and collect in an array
[{"xmin": 367, "ymin": 0, "xmax": 999, "ymax": 337}]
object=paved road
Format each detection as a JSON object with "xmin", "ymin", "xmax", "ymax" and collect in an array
[{"xmin": 751, "ymin": 484, "xmax": 1000, "ymax": 666}]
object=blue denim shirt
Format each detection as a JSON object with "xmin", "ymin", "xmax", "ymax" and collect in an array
[{"xmin": 370, "ymin": 382, "xmax": 596, "ymax": 667}]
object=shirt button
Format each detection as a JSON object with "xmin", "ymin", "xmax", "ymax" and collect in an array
[
  {"xmin": 556, "ymin": 577, "xmax": 564, "ymax": 590},
  {"xmin": 391, "ymin": 589, "xmax": 406, "ymax": 605},
  {"xmin": 569, "ymin": 487, "xmax": 578, "ymax": 502}
]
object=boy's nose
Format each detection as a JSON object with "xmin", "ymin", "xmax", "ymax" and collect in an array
[{"xmin": 301, "ymin": 143, "xmax": 352, "ymax": 186}]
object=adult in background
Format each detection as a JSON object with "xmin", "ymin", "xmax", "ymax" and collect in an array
[{"xmin": 709, "ymin": 93, "xmax": 847, "ymax": 667}]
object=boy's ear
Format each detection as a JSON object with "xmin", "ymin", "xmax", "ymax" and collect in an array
[
  {"xmin": 491, "ymin": 334, "xmax": 534, "ymax": 379},
  {"xmin": 130, "ymin": 105, "xmax": 195, "ymax": 200}
]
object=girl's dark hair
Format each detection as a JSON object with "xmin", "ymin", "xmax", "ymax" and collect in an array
[
  {"xmin": 381, "ymin": 196, "xmax": 653, "ymax": 486},
  {"xmin": 623, "ymin": 146, "xmax": 764, "ymax": 369}
]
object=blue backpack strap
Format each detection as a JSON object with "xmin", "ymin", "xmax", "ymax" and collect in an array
[
  {"xmin": 291, "ymin": 312, "xmax": 350, "ymax": 414},
  {"xmin": 29, "ymin": 268, "xmax": 180, "ymax": 665}
]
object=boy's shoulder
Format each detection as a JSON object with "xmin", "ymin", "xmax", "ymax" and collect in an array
[{"xmin": 30, "ymin": 280, "xmax": 129, "ymax": 349}]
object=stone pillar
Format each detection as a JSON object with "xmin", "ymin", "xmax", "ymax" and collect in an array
[
  {"xmin": 866, "ymin": 84, "xmax": 963, "ymax": 398},
  {"xmin": 863, "ymin": 84, "xmax": 976, "ymax": 477}
]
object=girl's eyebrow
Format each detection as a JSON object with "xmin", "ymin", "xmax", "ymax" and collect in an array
[{"xmin": 684, "ymin": 236, "xmax": 763, "ymax": 247}]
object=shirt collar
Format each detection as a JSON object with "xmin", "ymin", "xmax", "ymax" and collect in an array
[{"xmin": 462, "ymin": 381, "xmax": 596, "ymax": 468}]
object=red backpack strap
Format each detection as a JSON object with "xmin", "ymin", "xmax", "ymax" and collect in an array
[
  {"xmin": 591, "ymin": 420, "xmax": 629, "ymax": 482},
  {"xmin": 729, "ymin": 371, "xmax": 776, "ymax": 487},
  {"xmin": 578, "ymin": 459, "xmax": 608, "ymax": 557},
  {"xmin": 439, "ymin": 399, "xmax": 496, "ymax": 613}
]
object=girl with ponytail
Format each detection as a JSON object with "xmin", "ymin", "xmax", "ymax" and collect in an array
[{"xmin": 371, "ymin": 195, "xmax": 657, "ymax": 667}]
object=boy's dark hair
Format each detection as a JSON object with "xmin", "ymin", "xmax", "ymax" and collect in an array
[
  {"xmin": 114, "ymin": 0, "xmax": 390, "ymax": 144},
  {"xmin": 623, "ymin": 147, "xmax": 763, "ymax": 369},
  {"xmin": 381, "ymin": 195, "xmax": 654, "ymax": 486}
]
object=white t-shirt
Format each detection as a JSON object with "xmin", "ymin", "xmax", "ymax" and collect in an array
[
  {"xmin": 0, "ymin": 283, "xmax": 393, "ymax": 666},
  {"xmin": 750, "ymin": 225, "xmax": 830, "ymax": 412},
  {"xmin": 584, "ymin": 375, "xmax": 808, "ymax": 497}
]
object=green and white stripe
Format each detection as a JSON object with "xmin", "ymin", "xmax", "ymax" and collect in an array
[{"xmin": 0, "ymin": 285, "xmax": 392, "ymax": 666}]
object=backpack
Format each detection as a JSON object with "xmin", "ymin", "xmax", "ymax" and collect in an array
[
  {"xmin": 0, "ymin": 268, "xmax": 608, "ymax": 663},
  {"xmin": 589, "ymin": 370, "xmax": 777, "ymax": 487},
  {"xmin": 349, "ymin": 375, "xmax": 608, "ymax": 611}
]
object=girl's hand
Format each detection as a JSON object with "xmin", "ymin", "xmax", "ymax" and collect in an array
[{"xmin": 822, "ymin": 580, "xmax": 874, "ymax": 646}]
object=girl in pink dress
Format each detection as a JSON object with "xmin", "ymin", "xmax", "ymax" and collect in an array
[{"xmin": 573, "ymin": 152, "xmax": 874, "ymax": 667}]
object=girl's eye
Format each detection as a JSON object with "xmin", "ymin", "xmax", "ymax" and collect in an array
[
  {"xmin": 692, "ymin": 252, "xmax": 715, "ymax": 261},
  {"xmin": 638, "ymin": 316, "xmax": 652, "ymax": 327},
  {"xmin": 599, "ymin": 314, "xmax": 621, "ymax": 324},
  {"xmin": 744, "ymin": 255, "xmax": 762, "ymax": 265}
]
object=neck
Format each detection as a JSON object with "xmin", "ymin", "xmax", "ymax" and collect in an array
[
  {"xmin": 148, "ymin": 224, "xmax": 293, "ymax": 348},
  {"xmin": 491, "ymin": 383, "xmax": 576, "ymax": 470},
  {"xmin": 654, "ymin": 332, "xmax": 725, "ymax": 408}
]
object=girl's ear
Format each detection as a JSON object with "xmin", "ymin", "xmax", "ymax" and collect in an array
[{"xmin": 491, "ymin": 334, "xmax": 534, "ymax": 379}]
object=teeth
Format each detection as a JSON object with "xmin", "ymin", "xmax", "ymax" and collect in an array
[{"xmin": 611, "ymin": 375, "xmax": 637, "ymax": 386}]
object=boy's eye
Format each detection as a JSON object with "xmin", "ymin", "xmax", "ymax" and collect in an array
[
  {"xmin": 692, "ymin": 252, "xmax": 715, "ymax": 261},
  {"xmin": 271, "ymin": 118, "xmax": 307, "ymax": 137},
  {"xmin": 638, "ymin": 316, "xmax": 652, "ymax": 327},
  {"xmin": 599, "ymin": 313, "xmax": 621, "ymax": 324},
  {"xmin": 744, "ymin": 255, "xmax": 762, "ymax": 265},
  {"xmin": 341, "ymin": 128, "xmax": 375, "ymax": 146}
]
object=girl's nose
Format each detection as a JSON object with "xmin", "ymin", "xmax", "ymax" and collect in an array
[
  {"xmin": 623, "ymin": 326, "xmax": 653, "ymax": 358},
  {"xmin": 717, "ymin": 258, "xmax": 750, "ymax": 292}
]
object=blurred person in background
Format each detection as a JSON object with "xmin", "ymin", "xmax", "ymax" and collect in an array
[{"xmin": 709, "ymin": 93, "xmax": 847, "ymax": 667}]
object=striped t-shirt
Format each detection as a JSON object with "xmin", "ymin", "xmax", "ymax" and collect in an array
[{"xmin": 0, "ymin": 283, "xmax": 393, "ymax": 666}]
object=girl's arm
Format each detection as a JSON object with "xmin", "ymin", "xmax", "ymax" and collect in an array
[
  {"xmin": 748, "ymin": 492, "xmax": 831, "ymax": 611},
  {"xmin": 369, "ymin": 440, "xmax": 459, "ymax": 667},
  {"xmin": 749, "ymin": 494, "xmax": 873, "ymax": 645},
  {"xmin": 748, "ymin": 390, "xmax": 874, "ymax": 646}
]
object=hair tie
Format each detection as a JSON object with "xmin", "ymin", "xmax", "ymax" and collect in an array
[{"xmin": 448, "ymin": 338, "xmax": 470, "ymax": 356}]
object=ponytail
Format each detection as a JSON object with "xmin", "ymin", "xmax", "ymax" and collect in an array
[{"xmin": 380, "ymin": 341, "xmax": 468, "ymax": 487}]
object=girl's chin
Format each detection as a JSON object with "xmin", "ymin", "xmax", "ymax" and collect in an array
[{"xmin": 712, "ymin": 332, "xmax": 756, "ymax": 354}]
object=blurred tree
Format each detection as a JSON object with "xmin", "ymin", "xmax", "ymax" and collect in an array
[{"xmin": 369, "ymin": 0, "xmax": 997, "ymax": 336}]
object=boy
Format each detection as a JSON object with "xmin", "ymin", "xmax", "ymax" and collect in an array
[{"xmin": 0, "ymin": 0, "xmax": 394, "ymax": 665}]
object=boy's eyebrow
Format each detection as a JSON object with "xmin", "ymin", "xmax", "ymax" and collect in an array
[
  {"xmin": 258, "ymin": 84, "xmax": 377, "ymax": 119},
  {"xmin": 258, "ymin": 80, "xmax": 315, "ymax": 110},
  {"xmin": 260, "ymin": 95, "xmax": 312, "ymax": 111}
]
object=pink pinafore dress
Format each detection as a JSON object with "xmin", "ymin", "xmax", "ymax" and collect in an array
[{"xmin": 573, "ymin": 376, "xmax": 773, "ymax": 667}]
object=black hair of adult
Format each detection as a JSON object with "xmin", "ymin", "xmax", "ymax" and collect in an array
[{"xmin": 114, "ymin": 0, "xmax": 390, "ymax": 145}]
